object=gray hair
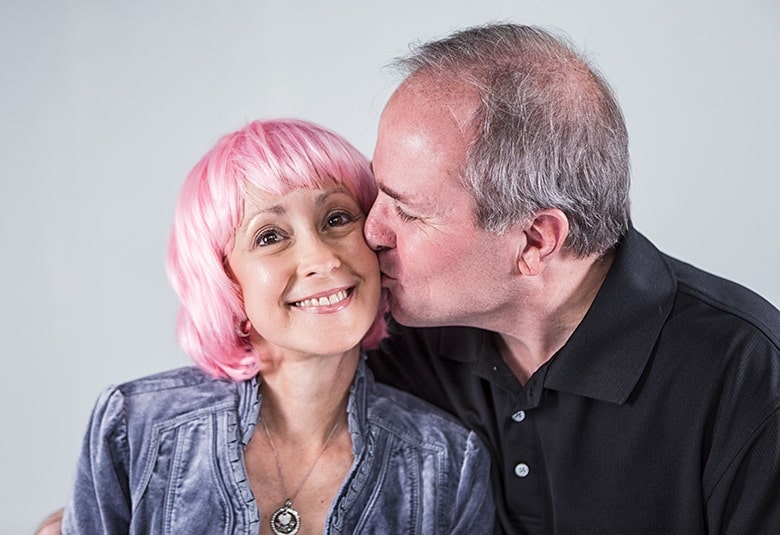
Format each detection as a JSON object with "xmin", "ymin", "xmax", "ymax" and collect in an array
[{"xmin": 394, "ymin": 23, "xmax": 631, "ymax": 256}]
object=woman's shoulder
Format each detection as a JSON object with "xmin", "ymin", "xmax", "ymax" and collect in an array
[
  {"xmin": 89, "ymin": 366, "xmax": 243, "ymax": 434},
  {"xmin": 114, "ymin": 366, "xmax": 232, "ymax": 396}
]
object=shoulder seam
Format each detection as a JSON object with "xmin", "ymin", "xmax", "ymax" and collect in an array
[{"xmin": 677, "ymin": 282, "xmax": 780, "ymax": 350}]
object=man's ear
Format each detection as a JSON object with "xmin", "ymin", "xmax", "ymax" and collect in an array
[{"xmin": 516, "ymin": 209, "xmax": 569, "ymax": 276}]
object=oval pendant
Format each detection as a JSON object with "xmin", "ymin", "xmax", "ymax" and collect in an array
[{"xmin": 270, "ymin": 500, "xmax": 301, "ymax": 535}]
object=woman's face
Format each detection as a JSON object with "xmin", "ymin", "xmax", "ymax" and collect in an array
[{"xmin": 226, "ymin": 185, "xmax": 380, "ymax": 359}]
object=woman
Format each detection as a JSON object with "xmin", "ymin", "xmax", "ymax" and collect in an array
[{"xmin": 62, "ymin": 119, "xmax": 494, "ymax": 534}]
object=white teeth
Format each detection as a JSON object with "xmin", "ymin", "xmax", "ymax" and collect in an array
[{"xmin": 295, "ymin": 290, "xmax": 349, "ymax": 308}]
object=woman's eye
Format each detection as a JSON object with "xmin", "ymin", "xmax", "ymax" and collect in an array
[
  {"xmin": 254, "ymin": 229, "xmax": 286, "ymax": 247},
  {"xmin": 326, "ymin": 211, "xmax": 355, "ymax": 228}
]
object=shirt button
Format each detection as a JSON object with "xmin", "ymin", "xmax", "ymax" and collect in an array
[
  {"xmin": 511, "ymin": 410, "xmax": 526, "ymax": 423},
  {"xmin": 514, "ymin": 463, "xmax": 530, "ymax": 478}
]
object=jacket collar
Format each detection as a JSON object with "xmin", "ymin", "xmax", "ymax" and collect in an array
[
  {"xmin": 347, "ymin": 357, "xmax": 370, "ymax": 454},
  {"xmin": 237, "ymin": 374, "xmax": 261, "ymax": 447}
]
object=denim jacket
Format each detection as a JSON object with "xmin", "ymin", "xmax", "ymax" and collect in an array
[{"xmin": 62, "ymin": 358, "xmax": 494, "ymax": 534}]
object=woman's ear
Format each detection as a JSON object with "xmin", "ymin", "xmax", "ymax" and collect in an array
[
  {"xmin": 516, "ymin": 209, "xmax": 569, "ymax": 276},
  {"xmin": 223, "ymin": 250, "xmax": 239, "ymax": 284}
]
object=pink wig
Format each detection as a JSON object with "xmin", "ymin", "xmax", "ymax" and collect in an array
[{"xmin": 166, "ymin": 119, "xmax": 385, "ymax": 381}]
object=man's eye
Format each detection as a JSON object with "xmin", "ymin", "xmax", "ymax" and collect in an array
[
  {"xmin": 395, "ymin": 205, "xmax": 418, "ymax": 223},
  {"xmin": 254, "ymin": 229, "xmax": 286, "ymax": 247}
]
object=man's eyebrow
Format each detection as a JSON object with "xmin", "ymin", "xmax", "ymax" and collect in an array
[
  {"xmin": 370, "ymin": 161, "xmax": 412, "ymax": 204},
  {"xmin": 377, "ymin": 182, "xmax": 411, "ymax": 204}
]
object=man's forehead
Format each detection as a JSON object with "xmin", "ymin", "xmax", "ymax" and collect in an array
[
  {"xmin": 370, "ymin": 163, "xmax": 429, "ymax": 205},
  {"xmin": 375, "ymin": 84, "xmax": 475, "ymax": 167},
  {"xmin": 371, "ymin": 77, "xmax": 475, "ymax": 212},
  {"xmin": 387, "ymin": 75, "xmax": 477, "ymax": 123}
]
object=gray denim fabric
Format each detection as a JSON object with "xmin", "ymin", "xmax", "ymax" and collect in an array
[{"xmin": 62, "ymin": 358, "xmax": 494, "ymax": 534}]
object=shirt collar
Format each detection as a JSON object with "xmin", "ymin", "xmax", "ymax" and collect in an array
[
  {"xmin": 436, "ymin": 227, "xmax": 677, "ymax": 405},
  {"xmin": 544, "ymin": 228, "xmax": 676, "ymax": 404}
]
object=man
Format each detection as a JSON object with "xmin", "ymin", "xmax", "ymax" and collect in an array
[{"xmin": 365, "ymin": 23, "xmax": 780, "ymax": 534}]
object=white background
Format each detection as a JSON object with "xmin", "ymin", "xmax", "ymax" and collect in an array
[{"xmin": 2, "ymin": 1, "xmax": 778, "ymax": 531}]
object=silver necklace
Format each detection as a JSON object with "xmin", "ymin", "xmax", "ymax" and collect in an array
[{"xmin": 260, "ymin": 415, "xmax": 341, "ymax": 535}]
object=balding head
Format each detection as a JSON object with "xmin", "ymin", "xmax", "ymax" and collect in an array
[{"xmin": 388, "ymin": 23, "xmax": 632, "ymax": 256}]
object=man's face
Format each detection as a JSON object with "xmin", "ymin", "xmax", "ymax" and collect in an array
[{"xmin": 365, "ymin": 81, "xmax": 518, "ymax": 328}]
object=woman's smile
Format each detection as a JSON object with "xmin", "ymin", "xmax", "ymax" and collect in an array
[{"xmin": 292, "ymin": 287, "xmax": 353, "ymax": 310}]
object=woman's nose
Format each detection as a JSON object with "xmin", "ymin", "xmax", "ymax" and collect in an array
[{"xmin": 296, "ymin": 233, "xmax": 341, "ymax": 277}]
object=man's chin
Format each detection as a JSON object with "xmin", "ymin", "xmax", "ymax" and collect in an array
[{"xmin": 388, "ymin": 301, "xmax": 436, "ymax": 328}]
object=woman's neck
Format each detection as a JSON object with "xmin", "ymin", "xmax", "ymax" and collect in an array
[
  {"xmin": 247, "ymin": 347, "xmax": 359, "ymax": 535},
  {"xmin": 258, "ymin": 346, "xmax": 360, "ymax": 443}
]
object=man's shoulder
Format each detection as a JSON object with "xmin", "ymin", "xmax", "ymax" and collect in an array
[
  {"xmin": 665, "ymin": 254, "xmax": 780, "ymax": 344},
  {"xmin": 620, "ymin": 228, "xmax": 778, "ymax": 345}
]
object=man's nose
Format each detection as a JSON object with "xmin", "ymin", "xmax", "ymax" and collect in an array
[{"xmin": 364, "ymin": 199, "xmax": 396, "ymax": 251}]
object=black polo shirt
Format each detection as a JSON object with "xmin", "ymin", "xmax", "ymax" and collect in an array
[{"xmin": 368, "ymin": 227, "xmax": 780, "ymax": 534}]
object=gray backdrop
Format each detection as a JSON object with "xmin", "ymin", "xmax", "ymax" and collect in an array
[{"xmin": 2, "ymin": 1, "xmax": 778, "ymax": 532}]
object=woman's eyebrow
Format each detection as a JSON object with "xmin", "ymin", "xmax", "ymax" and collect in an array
[
  {"xmin": 238, "ymin": 204, "xmax": 286, "ymax": 233},
  {"xmin": 315, "ymin": 186, "xmax": 351, "ymax": 206}
]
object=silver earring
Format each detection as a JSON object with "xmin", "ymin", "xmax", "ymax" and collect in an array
[{"xmin": 237, "ymin": 319, "xmax": 252, "ymax": 338}]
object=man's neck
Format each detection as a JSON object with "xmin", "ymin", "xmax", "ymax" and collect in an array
[{"xmin": 496, "ymin": 251, "xmax": 614, "ymax": 384}]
